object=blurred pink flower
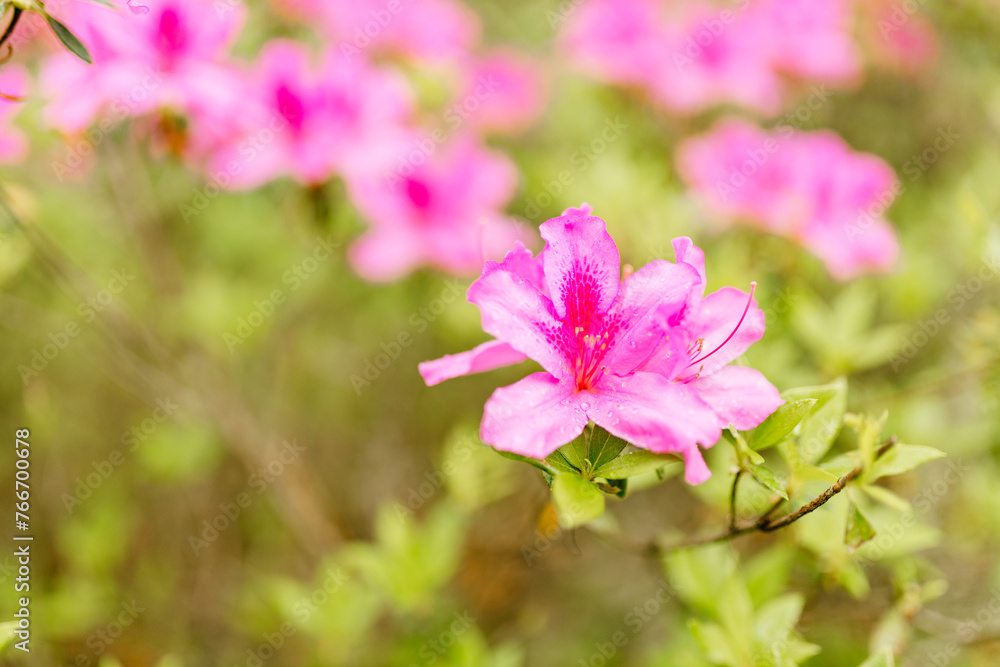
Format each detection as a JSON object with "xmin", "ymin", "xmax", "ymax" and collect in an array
[
  {"xmin": 454, "ymin": 50, "xmax": 547, "ymax": 135},
  {"xmin": 677, "ymin": 119, "xmax": 900, "ymax": 280},
  {"xmin": 206, "ymin": 40, "xmax": 413, "ymax": 189},
  {"xmin": 654, "ymin": 5, "xmax": 783, "ymax": 114},
  {"xmin": 40, "ymin": 0, "xmax": 246, "ymax": 145},
  {"xmin": 755, "ymin": 0, "xmax": 861, "ymax": 84},
  {"xmin": 862, "ymin": 0, "xmax": 939, "ymax": 76},
  {"xmin": 274, "ymin": 0, "xmax": 479, "ymax": 64},
  {"xmin": 0, "ymin": 67, "xmax": 29, "ymax": 164},
  {"xmin": 347, "ymin": 136, "xmax": 528, "ymax": 282},
  {"xmin": 560, "ymin": 0, "xmax": 667, "ymax": 88},
  {"xmin": 419, "ymin": 205, "xmax": 780, "ymax": 484},
  {"xmin": 561, "ymin": 0, "xmax": 864, "ymax": 115}
]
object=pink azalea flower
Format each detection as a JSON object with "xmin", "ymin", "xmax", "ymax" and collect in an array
[
  {"xmin": 861, "ymin": 0, "xmax": 939, "ymax": 76},
  {"xmin": 346, "ymin": 135, "xmax": 528, "ymax": 282},
  {"xmin": 274, "ymin": 0, "xmax": 479, "ymax": 64},
  {"xmin": 454, "ymin": 50, "xmax": 547, "ymax": 136},
  {"xmin": 654, "ymin": 5, "xmax": 783, "ymax": 115},
  {"xmin": 205, "ymin": 40, "xmax": 413, "ymax": 189},
  {"xmin": 419, "ymin": 205, "xmax": 781, "ymax": 484},
  {"xmin": 0, "ymin": 67, "xmax": 30, "ymax": 165},
  {"xmin": 753, "ymin": 0, "xmax": 861, "ymax": 85},
  {"xmin": 559, "ymin": 0, "xmax": 667, "ymax": 88},
  {"xmin": 40, "ymin": 0, "xmax": 246, "ymax": 146},
  {"xmin": 677, "ymin": 119, "xmax": 900, "ymax": 280},
  {"xmin": 561, "ymin": 0, "xmax": 863, "ymax": 115}
]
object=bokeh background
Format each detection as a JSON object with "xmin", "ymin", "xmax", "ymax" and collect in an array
[{"xmin": 0, "ymin": 0, "xmax": 999, "ymax": 665}]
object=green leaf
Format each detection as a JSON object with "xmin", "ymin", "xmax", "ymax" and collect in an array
[
  {"xmin": 551, "ymin": 473, "xmax": 605, "ymax": 529},
  {"xmin": 868, "ymin": 444, "xmax": 945, "ymax": 482},
  {"xmin": 587, "ymin": 427, "xmax": 628, "ymax": 472},
  {"xmin": 754, "ymin": 593, "xmax": 805, "ymax": 647},
  {"xmin": 592, "ymin": 450, "xmax": 680, "ymax": 480},
  {"xmin": 543, "ymin": 449, "xmax": 578, "ymax": 474},
  {"xmin": 858, "ymin": 648, "xmax": 895, "ymax": 667},
  {"xmin": 845, "ymin": 503, "xmax": 875, "ymax": 549},
  {"xmin": 860, "ymin": 484, "xmax": 911, "ymax": 512},
  {"xmin": 790, "ymin": 378, "xmax": 847, "ymax": 463},
  {"xmin": 689, "ymin": 620, "xmax": 739, "ymax": 665},
  {"xmin": 494, "ymin": 450, "xmax": 552, "ymax": 474},
  {"xmin": 749, "ymin": 465, "xmax": 788, "ymax": 500},
  {"xmin": 557, "ymin": 432, "xmax": 588, "ymax": 471},
  {"xmin": 45, "ymin": 13, "xmax": 92, "ymax": 64},
  {"xmin": 749, "ymin": 398, "xmax": 817, "ymax": 451}
]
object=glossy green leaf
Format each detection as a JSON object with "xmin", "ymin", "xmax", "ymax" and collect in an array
[
  {"xmin": 551, "ymin": 473, "xmax": 605, "ymax": 529},
  {"xmin": 749, "ymin": 398, "xmax": 817, "ymax": 451},
  {"xmin": 587, "ymin": 427, "xmax": 628, "ymax": 472},
  {"xmin": 543, "ymin": 449, "xmax": 579, "ymax": 474},
  {"xmin": 592, "ymin": 450, "xmax": 681, "ymax": 480}
]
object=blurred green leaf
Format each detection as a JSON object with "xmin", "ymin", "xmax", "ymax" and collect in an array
[
  {"xmin": 845, "ymin": 504, "xmax": 876, "ymax": 550},
  {"xmin": 689, "ymin": 619, "xmax": 739, "ymax": 666},
  {"xmin": 551, "ymin": 473, "xmax": 605, "ymax": 529},
  {"xmin": 858, "ymin": 648, "xmax": 894, "ymax": 667},
  {"xmin": 868, "ymin": 444, "xmax": 945, "ymax": 482}
]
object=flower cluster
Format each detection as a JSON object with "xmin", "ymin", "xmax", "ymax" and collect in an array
[
  {"xmin": 677, "ymin": 119, "xmax": 900, "ymax": 280},
  {"xmin": 31, "ymin": 0, "xmax": 545, "ymax": 281},
  {"xmin": 420, "ymin": 205, "xmax": 782, "ymax": 484}
]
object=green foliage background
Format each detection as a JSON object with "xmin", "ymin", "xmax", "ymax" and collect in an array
[{"xmin": 0, "ymin": 0, "xmax": 999, "ymax": 665}]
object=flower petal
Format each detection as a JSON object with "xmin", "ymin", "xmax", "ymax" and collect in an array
[
  {"xmin": 588, "ymin": 372, "xmax": 721, "ymax": 484},
  {"xmin": 481, "ymin": 372, "xmax": 588, "ymax": 459},
  {"xmin": 672, "ymin": 237, "xmax": 707, "ymax": 294},
  {"xmin": 468, "ymin": 264, "xmax": 568, "ymax": 380},
  {"xmin": 602, "ymin": 259, "xmax": 701, "ymax": 374},
  {"xmin": 539, "ymin": 208, "xmax": 620, "ymax": 320},
  {"xmin": 418, "ymin": 340, "xmax": 528, "ymax": 386},
  {"xmin": 688, "ymin": 365, "xmax": 782, "ymax": 430},
  {"xmin": 684, "ymin": 286, "xmax": 766, "ymax": 377}
]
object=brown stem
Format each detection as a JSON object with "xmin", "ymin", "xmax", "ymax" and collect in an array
[{"xmin": 650, "ymin": 436, "xmax": 898, "ymax": 554}]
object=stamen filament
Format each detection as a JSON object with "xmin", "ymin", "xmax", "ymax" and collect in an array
[{"xmin": 687, "ymin": 282, "xmax": 757, "ymax": 368}]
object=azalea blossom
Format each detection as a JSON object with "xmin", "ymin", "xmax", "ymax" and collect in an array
[
  {"xmin": 419, "ymin": 205, "xmax": 781, "ymax": 484},
  {"xmin": 0, "ymin": 67, "xmax": 29, "ymax": 165},
  {"xmin": 677, "ymin": 119, "xmax": 900, "ymax": 280},
  {"xmin": 346, "ymin": 135, "xmax": 528, "ymax": 282},
  {"xmin": 272, "ymin": 0, "xmax": 479, "ymax": 64},
  {"xmin": 454, "ymin": 50, "xmax": 547, "ymax": 136},
  {"xmin": 40, "ymin": 0, "xmax": 247, "ymax": 151},
  {"xmin": 561, "ymin": 0, "xmax": 862, "ymax": 116},
  {"xmin": 206, "ymin": 40, "xmax": 413, "ymax": 189}
]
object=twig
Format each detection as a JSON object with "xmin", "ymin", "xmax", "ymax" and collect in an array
[{"xmin": 650, "ymin": 436, "xmax": 899, "ymax": 554}]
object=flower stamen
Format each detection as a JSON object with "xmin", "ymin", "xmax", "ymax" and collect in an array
[{"xmin": 687, "ymin": 282, "xmax": 756, "ymax": 368}]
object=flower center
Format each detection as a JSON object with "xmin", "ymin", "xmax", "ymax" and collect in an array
[{"xmin": 572, "ymin": 328, "xmax": 610, "ymax": 391}]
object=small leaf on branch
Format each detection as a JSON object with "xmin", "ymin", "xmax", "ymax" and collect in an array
[
  {"xmin": 494, "ymin": 450, "xmax": 552, "ymax": 473},
  {"xmin": 592, "ymin": 450, "xmax": 680, "ymax": 480},
  {"xmin": 749, "ymin": 398, "xmax": 817, "ymax": 450},
  {"xmin": 543, "ymin": 448, "xmax": 579, "ymax": 474},
  {"xmin": 845, "ymin": 503, "xmax": 875, "ymax": 550},
  {"xmin": 749, "ymin": 464, "xmax": 788, "ymax": 500},
  {"xmin": 45, "ymin": 13, "xmax": 92, "ymax": 63},
  {"xmin": 587, "ymin": 427, "xmax": 628, "ymax": 472},
  {"xmin": 867, "ymin": 443, "xmax": 945, "ymax": 482}
]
